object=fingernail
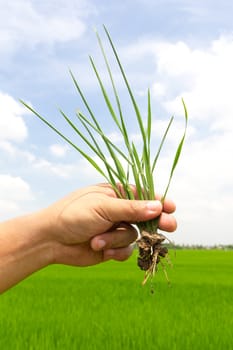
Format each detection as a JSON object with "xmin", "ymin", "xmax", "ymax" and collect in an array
[
  {"xmin": 97, "ymin": 239, "xmax": 106, "ymax": 250},
  {"xmin": 146, "ymin": 200, "xmax": 162, "ymax": 212}
]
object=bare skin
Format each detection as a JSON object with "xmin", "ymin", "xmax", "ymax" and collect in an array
[{"xmin": 0, "ymin": 184, "xmax": 176, "ymax": 294}]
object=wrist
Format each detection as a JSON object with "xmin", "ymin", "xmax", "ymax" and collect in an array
[
  {"xmin": 0, "ymin": 211, "xmax": 55, "ymax": 293},
  {"xmin": 24, "ymin": 209, "xmax": 56, "ymax": 265},
  {"xmin": 5, "ymin": 211, "xmax": 55, "ymax": 265}
]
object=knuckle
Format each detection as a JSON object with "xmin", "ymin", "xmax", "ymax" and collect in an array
[{"xmin": 129, "ymin": 201, "xmax": 143, "ymax": 221}]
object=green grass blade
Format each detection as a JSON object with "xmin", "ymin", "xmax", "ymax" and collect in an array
[
  {"xmin": 103, "ymin": 26, "xmax": 153, "ymax": 202},
  {"xmin": 95, "ymin": 29, "xmax": 145, "ymax": 198},
  {"xmin": 147, "ymin": 89, "xmax": 152, "ymax": 151},
  {"xmin": 90, "ymin": 40, "xmax": 143, "ymax": 200},
  {"xmin": 76, "ymin": 112, "xmax": 119, "ymax": 192},
  {"xmin": 70, "ymin": 68, "xmax": 132, "ymax": 190},
  {"xmin": 142, "ymin": 148, "xmax": 155, "ymax": 200},
  {"xmin": 152, "ymin": 116, "xmax": 174, "ymax": 172},
  {"xmin": 95, "ymin": 29, "xmax": 129, "ymax": 145},
  {"xmin": 68, "ymin": 114, "xmax": 129, "ymax": 197},
  {"xmin": 60, "ymin": 109, "xmax": 99, "ymax": 156},
  {"xmin": 75, "ymin": 113, "xmax": 132, "ymax": 198},
  {"xmin": 89, "ymin": 56, "xmax": 122, "ymax": 132},
  {"xmin": 70, "ymin": 67, "xmax": 135, "ymax": 200},
  {"xmin": 77, "ymin": 113, "xmax": 106, "ymax": 160},
  {"xmin": 77, "ymin": 112, "xmax": 132, "ymax": 165},
  {"xmin": 69, "ymin": 70, "xmax": 95, "ymax": 122},
  {"xmin": 131, "ymin": 142, "xmax": 146, "ymax": 200},
  {"xmin": 89, "ymin": 54, "xmax": 137, "ymax": 181},
  {"xmin": 95, "ymin": 29, "xmax": 123, "ymax": 118},
  {"xmin": 60, "ymin": 109, "xmax": 126, "ymax": 184},
  {"xmin": 20, "ymin": 100, "xmax": 108, "ymax": 180},
  {"xmin": 162, "ymin": 99, "xmax": 188, "ymax": 201},
  {"xmin": 103, "ymin": 25, "xmax": 147, "ymax": 150},
  {"xmin": 71, "ymin": 65, "xmax": 130, "ymax": 167},
  {"xmin": 69, "ymin": 70, "xmax": 105, "ymax": 133}
]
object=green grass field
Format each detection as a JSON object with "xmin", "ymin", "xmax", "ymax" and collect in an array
[{"xmin": 0, "ymin": 249, "xmax": 233, "ymax": 350}]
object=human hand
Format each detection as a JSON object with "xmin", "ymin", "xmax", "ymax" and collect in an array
[
  {"xmin": 0, "ymin": 183, "xmax": 176, "ymax": 294},
  {"xmin": 45, "ymin": 184, "xmax": 177, "ymax": 267}
]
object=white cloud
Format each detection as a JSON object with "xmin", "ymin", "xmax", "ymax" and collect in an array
[
  {"xmin": 152, "ymin": 82, "xmax": 166, "ymax": 97},
  {"xmin": 33, "ymin": 159, "xmax": 73, "ymax": 178},
  {"xmin": 0, "ymin": 174, "xmax": 33, "ymax": 201},
  {"xmin": 1, "ymin": 18, "xmax": 233, "ymax": 246},
  {"xmin": 0, "ymin": 141, "xmax": 16, "ymax": 155},
  {"xmin": 158, "ymin": 37, "xmax": 233, "ymax": 245},
  {"xmin": 0, "ymin": 0, "xmax": 91, "ymax": 55},
  {"xmin": 0, "ymin": 92, "xmax": 28, "ymax": 142},
  {"xmin": 120, "ymin": 34, "xmax": 233, "ymax": 245},
  {"xmin": 49, "ymin": 144, "xmax": 69, "ymax": 157},
  {"xmin": 0, "ymin": 140, "xmax": 36, "ymax": 162},
  {"xmin": 0, "ymin": 174, "xmax": 34, "ymax": 218},
  {"xmin": 105, "ymin": 131, "xmax": 123, "ymax": 144},
  {"xmin": 148, "ymin": 36, "xmax": 233, "ymax": 131},
  {"xmin": 32, "ymin": 156, "xmax": 105, "ymax": 184}
]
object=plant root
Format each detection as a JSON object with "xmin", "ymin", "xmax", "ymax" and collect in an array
[{"xmin": 137, "ymin": 230, "xmax": 170, "ymax": 286}]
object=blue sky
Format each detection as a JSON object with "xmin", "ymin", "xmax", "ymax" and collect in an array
[{"xmin": 0, "ymin": 0, "xmax": 232, "ymax": 245}]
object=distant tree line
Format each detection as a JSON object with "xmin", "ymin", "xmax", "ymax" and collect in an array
[{"xmin": 164, "ymin": 243, "xmax": 233, "ymax": 250}]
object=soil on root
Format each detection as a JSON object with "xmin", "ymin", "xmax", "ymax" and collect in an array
[{"xmin": 137, "ymin": 231, "xmax": 169, "ymax": 286}]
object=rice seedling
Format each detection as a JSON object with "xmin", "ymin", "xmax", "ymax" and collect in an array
[{"xmin": 20, "ymin": 25, "xmax": 188, "ymax": 286}]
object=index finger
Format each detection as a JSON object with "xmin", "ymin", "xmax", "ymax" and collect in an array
[{"xmin": 98, "ymin": 183, "xmax": 176, "ymax": 213}]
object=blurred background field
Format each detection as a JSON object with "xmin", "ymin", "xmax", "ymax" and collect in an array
[{"xmin": 0, "ymin": 249, "xmax": 232, "ymax": 350}]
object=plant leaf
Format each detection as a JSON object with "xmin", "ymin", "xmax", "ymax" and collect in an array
[
  {"xmin": 20, "ymin": 100, "xmax": 108, "ymax": 181},
  {"xmin": 162, "ymin": 99, "xmax": 188, "ymax": 201},
  {"xmin": 152, "ymin": 116, "xmax": 174, "ymax": 172}
]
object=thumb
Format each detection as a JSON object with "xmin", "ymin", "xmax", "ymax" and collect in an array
[{"xmin": 101, "ymin": 198, "xmax": 163, "ymax": 224}]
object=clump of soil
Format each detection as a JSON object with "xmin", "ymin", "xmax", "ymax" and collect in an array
[{"xmin": 137, "ymin": 231, "xmax": 169, "ymax": 286}]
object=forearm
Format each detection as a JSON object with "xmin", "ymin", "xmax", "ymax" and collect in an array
[{"xmin": 0, "ymin": 211, "xmax": 53, "ymax": 294}]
